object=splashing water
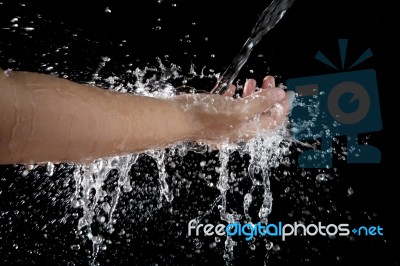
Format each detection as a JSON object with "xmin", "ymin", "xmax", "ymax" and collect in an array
[
  {"xmin": 70, "ymin": 154, "xmax": 138, "ymax": 264},
  {"xmin": 46, "ymin": 58, "xmax": 292, "ymax": 265},
  {"xmin": 2, "ymin": 1, "xmax": 299, "ymax": 265},
  {"xmin": 1, "ymin": 1, "xmax": 389, "ymax": 265},
  {"xmin": 147, "ymin": 149, "xmax": 174, "ymax": 204}
]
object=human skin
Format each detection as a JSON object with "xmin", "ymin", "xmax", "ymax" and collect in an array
[{"xmin": 0, "ymin": 68, "xmax": 292, "ymax": 165}]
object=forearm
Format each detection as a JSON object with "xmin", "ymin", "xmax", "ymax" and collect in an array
[
  {"xmin": 0, "ymin": 68, "xmax": 289, "ymax": 164},
  {"xmin": 0, "ymin": 70, "xmax": 195, "ymax": 164}
]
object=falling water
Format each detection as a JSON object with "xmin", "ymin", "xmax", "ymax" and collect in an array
[
  {"xmin": 213, "ymin": 0, "xmax": 296, "ymax": 95},
  {"xmin": 70, "ymin": 154, "xmax": 138, "ymax": 264}
]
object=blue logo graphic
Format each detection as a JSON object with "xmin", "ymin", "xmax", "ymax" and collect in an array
[{"xmin": 287, "ymin": 39, "xmax": 382, "ymax": 168}]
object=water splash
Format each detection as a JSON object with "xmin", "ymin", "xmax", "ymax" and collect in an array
[
  {"xmin": 70, "ymin": 154, "xmax": 137, "ymax": 264},
  {"xmin": 1, "ymin": 1, "xmax": 385, "ymax": 265},
  {"xmin": 61, "ymin": 55, "xmax": 299, "ymax": 264},
  {"xmin": 1, "ymin": 1, "xmax": 298, "ymax": 264},
  {"xmin": 148, "ymin": 149, "xmax": 174, "ymax": 204},
  {"xmin": 3, "ymin": 59, "xmax": 329, "ymax": 265}
]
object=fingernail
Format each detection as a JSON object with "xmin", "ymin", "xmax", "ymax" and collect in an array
[
  {"xmin": 272, "ymin": 88, "xmax": 285, "ymax": 101},
  {"xmin": 286, "ymin": 91, "xmax": 296, "ymax": 110}
]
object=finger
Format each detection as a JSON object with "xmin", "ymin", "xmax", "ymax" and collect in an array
[
  {"xmin": 261, "ymin": 75, "xmax": 275, "ymax": 90},
  {"xmin": 223, "ymin": 84, "xmax": 236, "ymax": 97},
  {"xmin": 242, "ymin": 79, "xmax": 257, "ymax": 98}
]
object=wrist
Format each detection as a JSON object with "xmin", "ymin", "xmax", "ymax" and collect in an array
[
  {"xmin": 171, "ymin": 95, "xmax": 204, "ymax": 142},
  {"xmin": 172, "ymin": 94, "xmax": 229, "ymax": 145}
]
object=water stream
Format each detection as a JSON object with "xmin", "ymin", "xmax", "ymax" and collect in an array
[{"xmin": 212, "ymin": 0, "xmax": 296, "ymax": 95}]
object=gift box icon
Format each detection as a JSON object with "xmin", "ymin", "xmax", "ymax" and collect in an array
[{"xmin": 287, "ymin": 39, "xmax": 382, "ymax": 168}]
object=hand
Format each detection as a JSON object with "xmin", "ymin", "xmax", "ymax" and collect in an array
[{"xmin": 173, "ymin": 75, "xmax": 295, "ymax": 146}]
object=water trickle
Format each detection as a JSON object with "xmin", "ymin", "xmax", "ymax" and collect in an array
[
  {"xmin": 71, "ymin": 154, "xmax": 137, "ymax": 263},
  {"xmin": 46, "ymin": 162, "xmax": 55, "ymax": 176},
  {"xmin": 148, "ymin": 149, "xmax": 174, "ymax": 203}
]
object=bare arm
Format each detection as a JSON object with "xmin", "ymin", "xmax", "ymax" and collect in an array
[{"xmin": 0, "ymin": 69, "xmax": 289, "ymax": 164}]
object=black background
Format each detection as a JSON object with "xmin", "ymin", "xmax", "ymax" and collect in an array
[{"xmin": 0, "ymin": 0, "xmax": 398, "ymax": 265}]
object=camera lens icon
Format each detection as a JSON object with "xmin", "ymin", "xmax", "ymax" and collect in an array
[{"xmin": 328, "ymin": 81, "xmax": 370, "ymax": 125}]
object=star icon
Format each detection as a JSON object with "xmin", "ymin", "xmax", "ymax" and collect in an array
[{"xmin": 352, "ymin": 229, "xmax": 357, "ymax": 234}]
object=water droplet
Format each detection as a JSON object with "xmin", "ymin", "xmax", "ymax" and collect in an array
[
  {"xmin": 46, "ymin": 162, "xmax": 55, "ymax": 175},
  {"xmin": 92, "ymin": 235, "xmax": 103, "ymax": 245},
  {"xmin": 21, "ymin": 170, "xmax": 29, "ymax": 177},
  {"xmin": 272, "ymin": 243, "xmax": 280, "ymax": 251},
  {"xmin": 244, "ymin": 193, "xmax": 252, "ymax": 204},
  {"xmin": 347, "ymin": 187, "xmax": 354, "ymax": 196},
  {"xmin": 71, "ymin": 197, "xmax": 82, "ymax": 208},
  {"xmin": 70, "ymin": 244, "xmax": 80, "ymax": 250},
  {"xmin": 316, "ymin": 173, "xmax": 328, "ymax": 182},
  {"xmin": 97, "ymin": 216, "xmax": 106, "ymax": 223},
  {"xmin": 193, "ymin": 238, "xmax": 203, "ymax": 249}
]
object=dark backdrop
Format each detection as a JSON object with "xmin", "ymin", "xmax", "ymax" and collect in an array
[{"xmin": 0, "ymin": 0, "xmax": 398, "ymax": 265}]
